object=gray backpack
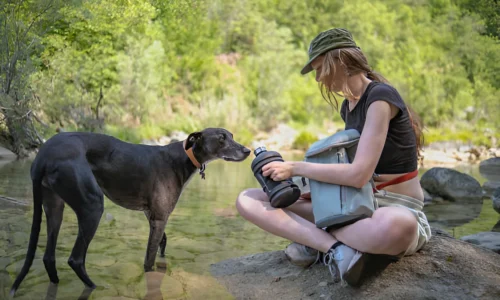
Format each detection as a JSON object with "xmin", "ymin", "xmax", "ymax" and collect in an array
[{"xmin": 297, "ymin": 129, "xmax": 377, "ymax": 230}]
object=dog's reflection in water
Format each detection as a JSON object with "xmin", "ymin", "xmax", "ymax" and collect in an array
[
  {"xmin": 44, "ymin": 283, "xmax": 94, "ymax": 300},
  {"xmin": 144, "ymin": 264, "xmax": 168, "ymax": 300},
  {"xmin": 44, "ymin": 259, "xmax": 168, "ymax": 300}
]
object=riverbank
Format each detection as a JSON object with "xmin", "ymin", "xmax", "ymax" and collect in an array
[
  {"xmin": 1, "ymin": 123, "xmax": 498, "ymax": 167},
  {"xmin": 141, "ymin": 124, "xmax": 499, "ymax": 167}
]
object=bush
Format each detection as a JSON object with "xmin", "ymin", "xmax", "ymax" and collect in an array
[{"xmin": 293, "ymin": 131, "xmax": 318, "ymax": 151}]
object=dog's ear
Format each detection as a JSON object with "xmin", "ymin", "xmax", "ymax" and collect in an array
[{"xmin": 185, "ymin": 132, "xmax": 202, "ymax": 150}]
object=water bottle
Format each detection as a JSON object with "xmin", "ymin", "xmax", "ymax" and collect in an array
[{"xmin": 251, "ymin": 146, "xmax": 301, "ymax": 208}]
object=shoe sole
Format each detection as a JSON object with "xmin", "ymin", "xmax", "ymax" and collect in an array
[{"xmin": 343, "ymin": 252, "xmax": 367, "ymax": 286}]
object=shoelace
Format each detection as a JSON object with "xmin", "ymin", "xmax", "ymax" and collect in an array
[
  {"xmin": 312, "ymin": 249, "xmax": 322, "ymax": 266},
  {"xmin": 322, "ymin": 249, "xmax": 341, "ymax": 282}
]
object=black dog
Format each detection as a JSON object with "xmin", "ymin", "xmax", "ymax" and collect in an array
[{"xmin": 10, "ymin": 128, "xmax": 250, "ymax": 295}]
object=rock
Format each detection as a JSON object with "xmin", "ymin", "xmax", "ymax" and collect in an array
[
  {"xmin": 423, "ymin": 202, "xmax": 482, "ymax": 228},
  {"xmin": 251, "ymin": 124, "xmax": 298, "ymax": 151},
  {"xmin": 158, "ymin": 136, "xmax": 171, "ymax": 145},
  {"xmin": 420, "ymin": 167, "xmax": 483, "ymax": 203},
  {"xmin": 483, "ymin": 181, "xmax": 500, "ymax": 197},
  {"xmin": 169, "ymin": 130, "xmax": 188, "ymax": 142},
  {"xmin": 460, "ymin": 232, "xmax": 500, "ymax": 254},
  {"xmin": 493, "ymin": 220, "xmax": 500, "ymax": 232},
  {"xmin": 108, "ymin": 262, "xmax": 143, "ymax": 283},
  {"xmin": 421, "ymin": 188, "xmax": 433, "ymax": 203},
  {"xmin": 105, "ymin": 212, "xmax": 114, "ymax": 222},
  {"xmin": 479, "ymin": 157, "xmax": 500, "ymax": 182},
  {"xmin": 211, "ymin": 229, "xmax": 500, "ymax": 300},
  {"xmin": 86, "ymin": 254, "xmax": 117, "ymax": 268},
  {"xmin": 493, "ymin": 187, "xmax": 500, "ymax": 214},
  {"xmin": 0, "ymin": 146, "xmax": 16, "ymax": 159}
]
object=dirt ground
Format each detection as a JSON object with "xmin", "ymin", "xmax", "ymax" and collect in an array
[{"xmin": 211, "ymin": 229, "xmax": 500, "ymax": 300}]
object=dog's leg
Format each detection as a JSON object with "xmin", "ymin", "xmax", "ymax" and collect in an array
[
  {"xmin": 42, "ymin": 187, "xmax": 65, "ymax": 284},
  {"xmin": 144, "ymin": 212, "xmax": 168, "ymax": 272},
  {"xmin": 144, "ymin": 212, "xmax": 167, "ymax": 258},
  {"xmin": 68, "ymin": 207, "xmax": 103, "ymax": 288},
  {"xmin": 159, "ymin": 233, "xmax": 167, "ymax": 258},
  {"xmin": 50, "ymin": 160, "xmax": 104, "ymax": 289}
]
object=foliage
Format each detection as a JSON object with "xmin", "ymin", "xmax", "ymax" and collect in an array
[
  {"xmin": 425, "ymin": 120, "xmax": 499, "ymax": 148},
  {"xmin": 0, "ymin": 0, "xmax": 63, "ymax": 156},
  {"xmin": 293, "ymin": 131, "xmax": 318, "ymax": 151},
  {"xmin": 1, "ymin": 0, "xmax": 499, "ymax": 153}
]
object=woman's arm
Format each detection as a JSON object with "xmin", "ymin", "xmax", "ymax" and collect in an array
[{"xmin": 262, "ymin": 100, "xmax": 396, "ymax": 188}]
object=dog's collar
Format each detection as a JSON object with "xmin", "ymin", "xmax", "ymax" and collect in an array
[{"xmin": 183, "ymin": 140, "xmax": 206, "ymax": 180}]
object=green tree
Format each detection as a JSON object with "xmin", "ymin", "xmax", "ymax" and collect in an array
[{"xmin": 0, "ymin": 0, "xmax": 62, "ymax": 157}]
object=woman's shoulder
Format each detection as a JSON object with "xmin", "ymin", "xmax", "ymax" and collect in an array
[
  {"xmin": 365, "ymin": 82, "xmax": 405, "ymax": 110},
  {"xmin": 369, "ymin": 82, "xmax": 401, "ymax": 98}
]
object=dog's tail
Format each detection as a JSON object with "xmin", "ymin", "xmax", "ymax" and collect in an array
[{"xmin": 10, "ymin": 173, "xmax": 44, "ymax": 296}]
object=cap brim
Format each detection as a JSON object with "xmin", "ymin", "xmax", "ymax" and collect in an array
[
  {"xmin": 300, "ymin": 52, "xmax": 323, "ymax": 75},
  {"xmin": 300, "ymin": 63, "xmax": 313, "ymax": 75}
]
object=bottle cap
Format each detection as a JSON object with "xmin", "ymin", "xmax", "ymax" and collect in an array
[{"xmin": 254, "ymin": 146, "xmax": 267, "ymax": 156}]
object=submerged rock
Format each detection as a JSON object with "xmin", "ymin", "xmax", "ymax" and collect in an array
[
  {"xmin": 479, "ymin": 157, "xmax": 500, "ymax": 182},
  {"xmin": 0, "ymin": 146, "xmax": 16, "ymax": 159},
  {"xmin": 493, "ymin": 187, "xmax": 500, "ymax": 214},
  {"xmin": 483, "ymin": 181, "xmax": 500, "ymax": 197},
  {"xmin": 211, "ymin": 229, "xmax": 500, "ymax": 300},
  {"xmin": 460, "ymin": 231, "xmax": 500, "ymax": 254},
  {"xmin": 422, "ymin": 188, "xmax": 433, "ymax": 203},
  {"xmin": 420, "ymin": 167, "xmax": 483, "ymax": 203},
  {"xmin": 423, "ymin": 202, "xmax": 482, "ymax": 228}
]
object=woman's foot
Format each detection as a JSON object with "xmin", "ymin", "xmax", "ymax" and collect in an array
[
  {"xmin": 284, "ymin": 242, "xmax": 320, "ymax": 268},
  {"xmin": 323, "ymin": 242, "xmax": 366, "ymax": 286}
]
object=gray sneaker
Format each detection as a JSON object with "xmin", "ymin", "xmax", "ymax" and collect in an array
[
  {"xmin": 284, "ymin": 242, "xmax": 320, "ymax": 268},
  {"xmin": 323, "ymin": 243, "xmax": 366, "ymax": 286}
]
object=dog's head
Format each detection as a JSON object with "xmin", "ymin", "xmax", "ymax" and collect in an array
[{"xmin": 184, "ymin": 128, "xmax": 251, "ymax": 164}]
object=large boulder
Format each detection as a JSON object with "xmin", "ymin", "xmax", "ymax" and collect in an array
[
  {"xmin": 460, "ymin": 231, "xmax": 500, "ymax": 254},
  {"xmin": 479, "ymin": 158, "xmax": 500, "ymax": 182},
  {"xmin": 420, "ymin": 167, "xmax": 483, "ymax": 203},
  {"xmin": 211, "ymin": 229, "xmax": 500, "ymax": 300},
  {"xmin": 493, "ymin": 187, "xmax": 500, "ymax": 214}
]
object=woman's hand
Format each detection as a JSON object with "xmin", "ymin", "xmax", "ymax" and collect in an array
[{"xmin": 262, "ymin": 161, "xmax": 294, "ymax": 181}]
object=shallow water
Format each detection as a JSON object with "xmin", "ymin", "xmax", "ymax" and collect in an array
[{"xmin": 0, "ymin": 156, "xmax": 498, "ymax": 299}]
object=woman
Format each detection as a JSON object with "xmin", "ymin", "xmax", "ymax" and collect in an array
[{"xmin": 236, "ymin": 28, "xmax": 431, "ymax": 286}]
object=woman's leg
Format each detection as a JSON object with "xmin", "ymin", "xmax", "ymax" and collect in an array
[
  {"xmin": 236, "ymin": 188, "xmax": 336, "ymax": 252},
  {"xmin": 236, "ymin": 188, "xmax": 418, "ymax": 256},
  {"xmin": 331, "ymin": 206, "xmax": 418, "ymax": 256}
]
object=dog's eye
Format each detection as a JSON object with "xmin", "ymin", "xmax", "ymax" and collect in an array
[{"xmin": 219, "ymin": 134, "xmax": 226, "ymax": 142}]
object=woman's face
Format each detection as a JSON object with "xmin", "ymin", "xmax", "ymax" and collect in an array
[{"xmin": 311, "ymin": 54, "xmax": 345, "ymax": 93}]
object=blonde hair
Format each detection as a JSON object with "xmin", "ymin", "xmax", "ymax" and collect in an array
[{"xmin": 318, "ymin": 48, "xmax": 424, "ymax": 154}]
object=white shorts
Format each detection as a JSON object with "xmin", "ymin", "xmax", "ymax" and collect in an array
[{"xmin": 374, "ymin": 192, "xmax": 432, "ymax": 256}]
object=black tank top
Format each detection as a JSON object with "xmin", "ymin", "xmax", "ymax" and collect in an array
[{"xmin": 340, "ymin": 81, "xmax": 418, "ymax": 174}]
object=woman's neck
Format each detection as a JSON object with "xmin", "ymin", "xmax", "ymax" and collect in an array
[{"xmin": 345, "ymin": 74, "xmax": 372, "ymax": 102}]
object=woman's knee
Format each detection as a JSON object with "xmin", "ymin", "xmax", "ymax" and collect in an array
[
  {"xmin": 375, "ymin": 208, "xmax": 418, "ymax": 253},
  {"xmin": 235, "ymin": 188, "xmax": 268, "ymax": 217}
]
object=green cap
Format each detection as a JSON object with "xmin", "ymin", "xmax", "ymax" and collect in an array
[{"xmin": 301, "ymin": 28, "xmax": 358, "ymax": 75}]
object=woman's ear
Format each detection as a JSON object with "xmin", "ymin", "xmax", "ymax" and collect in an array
[{"xmin": 185, "ymin": 132, "xmax": 202, "ymax": 150}]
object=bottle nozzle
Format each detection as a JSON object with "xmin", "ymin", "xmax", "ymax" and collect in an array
[{"xmin": 254, "ymin": 146, "xmax": 267, "ymax": 156}]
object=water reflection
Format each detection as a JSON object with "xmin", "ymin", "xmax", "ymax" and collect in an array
[
  {"xmin": 0, "ymin": 159, "xmax": 32, "ymax": 203},
  {"xmin": 0, "ymin": 156, "xmax": 498, "ymax": 298},
  {"xmin": 423, "ymin": 202, "xmax": 483, "ymax": 229},
  {"xmin": 40, "ymin": 272, "xmax": 167, "ymax": 300}
]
